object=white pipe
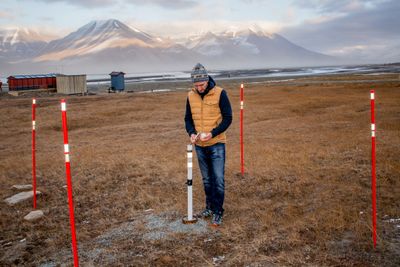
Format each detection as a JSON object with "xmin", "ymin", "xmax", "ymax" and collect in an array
[
  {"xmin": 188, "ymin": 186, "xmax": 193, "ymax": 220},
  {"xmin": 187, "ymin": 144, "xmax": 193, "ymax": 221}
]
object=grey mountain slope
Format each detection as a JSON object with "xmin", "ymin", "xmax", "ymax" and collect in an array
[
  {"xmin": 38, "ymin": 19, "xmax": 158, "ymax": 55},
  {"xmin": 0, "ymin": 28, "xmax": 47, "ymax": 62},
  {"xmin": 187, "ymin": 29, "xmax": 337, "ymax": 68},
  {"xmin": 1, "ymin": 19, "xmax": 343, "ymax": 74}
]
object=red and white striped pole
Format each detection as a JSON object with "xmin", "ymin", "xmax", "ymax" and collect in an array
[
  {"xmin": 32, "ymin": 98, "xmax": 37, "ymax": 209},
  {"xmin": 240, "ymin": 83, "xmax": 244, "ymax": 176},
  {"xmin": 61, "ymin": 99, "xmax": 79, "ymax": 267},
  {"xmin": 370, "ymin": 90, "xmax": 377, "ymax": 248}
]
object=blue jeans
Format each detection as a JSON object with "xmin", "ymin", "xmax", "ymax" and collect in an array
[{"xmin": 195, "ymin": 143, "xmax": 225, "ymax": 215}]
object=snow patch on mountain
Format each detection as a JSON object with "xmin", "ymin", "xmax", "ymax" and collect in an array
[
  {"xmin": 0, "ymin": 28, "xmax": 55, "ymax": 45},
  {"xmin": 0, "ymin": 19, "xmax": 344, "ymax": 74},
  {"xmin": 34, "ymin": 37, "xmax": 155, "ymax": 61},
  {"xmin": 35, "ymin": 19, "xmax": 170, "ymax": 59}
]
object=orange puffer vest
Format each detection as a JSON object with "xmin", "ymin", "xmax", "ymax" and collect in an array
[{"xmin": 188, "ymin": 86, "xmax": 226, "ymax": 147}]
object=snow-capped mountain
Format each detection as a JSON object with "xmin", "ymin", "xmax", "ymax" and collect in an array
[
  {"xmin": 0, "ymin": 28, "xmax": 52, "ymax": 62},
  {"xmin": 34, "ymin": 19, "xmax": 169, "ymax": 62},
  {"xmin": 1, "ymin": 19, "xmax": 342, "ymax": 74},
  {"xmin": 185, "ymin": 29, "xmax": 337, "ymax": 68},
  {"xmin": 186, "ymin": 29, "xmax": 264, "ymax": 56}
]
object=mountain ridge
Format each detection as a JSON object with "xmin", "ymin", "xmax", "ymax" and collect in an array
[{"xmin": 0, "ymin": 19, "xmax": 341, "ymax": 74}]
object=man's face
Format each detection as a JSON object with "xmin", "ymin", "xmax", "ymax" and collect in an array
[{"xmin": 194, "ymin": 81, "xmax": 208, "ymax": 93}]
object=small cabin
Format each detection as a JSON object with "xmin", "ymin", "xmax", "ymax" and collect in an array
[
  {"xmin": 56, "ymin": 74, "xmax": 87, "ymax": 95},
  {"xmin": 109, "ymin": 71, "xmax": 125, "ymax": 91}
]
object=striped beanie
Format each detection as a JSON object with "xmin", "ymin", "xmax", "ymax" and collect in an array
[{"xmin": 191, "ymin": 63, "xmax": 209, "ymax": 83}]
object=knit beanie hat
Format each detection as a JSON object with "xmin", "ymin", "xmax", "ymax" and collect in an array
[{"xmin": 191, "ymin": 63, "xmax": 209, "ymax": 83}]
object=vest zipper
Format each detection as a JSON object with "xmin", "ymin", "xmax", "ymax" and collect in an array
[{"xmin": 200, "ymin": 96, "xmax": 204, "ymax": 132}]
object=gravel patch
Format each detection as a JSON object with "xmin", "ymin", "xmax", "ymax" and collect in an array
[
  {"xmin": 39, "ymin": 211, "xmax": 209, "ymax": 265},
  {"xmin": 143, "ymin": 213, "xmax": 209, "ymax": 240}
]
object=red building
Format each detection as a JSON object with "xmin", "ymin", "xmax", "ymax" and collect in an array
[{"xmin": 7, "ymin": 74, "xmax": 57, "ymax": 91}]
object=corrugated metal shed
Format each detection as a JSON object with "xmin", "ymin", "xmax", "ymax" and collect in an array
[
  {"xmin": 7, "ymin": 73, "xmax": 57, "ymax": 91},
  {"xmin": 10, "ymin": 74, "xmax": 57, "ymax": 79},
  {"xmin": 56, "ymin": 74, "xmax": 87, "ymax": 95}
]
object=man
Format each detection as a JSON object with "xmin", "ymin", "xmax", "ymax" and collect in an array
[{"xmin": 185, "ymin": 63, "xmax": 232, "ymax": 226}]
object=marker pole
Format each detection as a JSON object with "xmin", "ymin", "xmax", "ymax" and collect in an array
[
  {"xmin": 32, "ymin": 98, "xmax": 37, "ymax": 209},
  {"xmin": 240, "ymin": 83, "xmax": 244, "ymax": 176},
  {"xmin": 61, "ymin": 99, "xmax": 79, "ymax": 267},
  {"xmin": 370, "ymin": 90, "xmax": 377, "ymax": 248},
  {"xmin": 183, "ymin": 144, "xmax": 197, "ymax": 224}
]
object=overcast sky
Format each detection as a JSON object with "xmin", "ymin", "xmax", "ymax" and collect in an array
[{"xmin": 1, "ymin": 0, "xmax": 399, "ymax": 61}]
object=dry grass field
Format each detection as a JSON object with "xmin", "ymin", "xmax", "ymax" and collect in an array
[{"xmin": 0, "ymin": 74, "xmax": 399, "ymax": 266}]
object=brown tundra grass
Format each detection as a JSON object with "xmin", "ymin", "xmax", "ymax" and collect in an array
[{"xmin": 0, "ymin": 74, "xmax": 399, "ymax": 266}]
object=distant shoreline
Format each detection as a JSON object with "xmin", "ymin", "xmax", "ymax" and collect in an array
[
  {"xmin": 88, "ymin": 72, "xmax": 400, "ymax": 94},
  {"xmin": 86, "ymin": 62, "xmax": 400, "ymax": 84},
  {"xmin": 1, "ymin": 63, "xmax": 399, "ymax": 94}
]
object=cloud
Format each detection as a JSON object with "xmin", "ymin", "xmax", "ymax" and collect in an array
[
  {"xmin": 292, "ymin": 0, "xmax": 389, "ymax": 14},
  {"xmin": 23, "ymin": 0, "xmax": 114, "ymax": 8},
  {"xmin": 126, "ymin": 0, "xmax": 199, "ymax": 9},
  {"xmin": 281, "ymin": 0, "xmax": 400, "ymax": 61},
  {"xmin": 0, "ymin": 8, "xmax": 19, "ymax": 20},
  {"xmin": 39, "ymin": 16, "xmax": 55, "ymax": 22},
  {"xmin": 21, "ymin": 0, "xmax": 199, "ymax": 9},
  {"xmin": 127, "ymin": 20, "xmax": 284, "ymax": 40},
  {"xmin": 0, "ymin": 10, "xmax": 15, "ymax": 19}
]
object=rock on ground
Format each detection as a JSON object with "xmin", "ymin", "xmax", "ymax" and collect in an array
[
  {"xmin": 12, "ymin": 184, "xmax": 33, "ymax": 190},
  {"xmin": 24, "ymin": 210, "xmax": 44, "ymax": 221},
  {"xmin": 4, "ymin": 191, "xmax": 42, "ymax": 205}
]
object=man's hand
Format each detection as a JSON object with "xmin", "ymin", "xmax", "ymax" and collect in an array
[
  {"xmin": 190, "ymin": 133, "xmax": 200, "ymax": 144},
  {"xmin": 199, "ymin": 132, "xmax": 212, "ymax": 142}
]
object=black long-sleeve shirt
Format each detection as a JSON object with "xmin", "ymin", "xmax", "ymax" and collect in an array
[{"xmin": 185, "ymin": 76, "xmax": 232, "ymax": 138}]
